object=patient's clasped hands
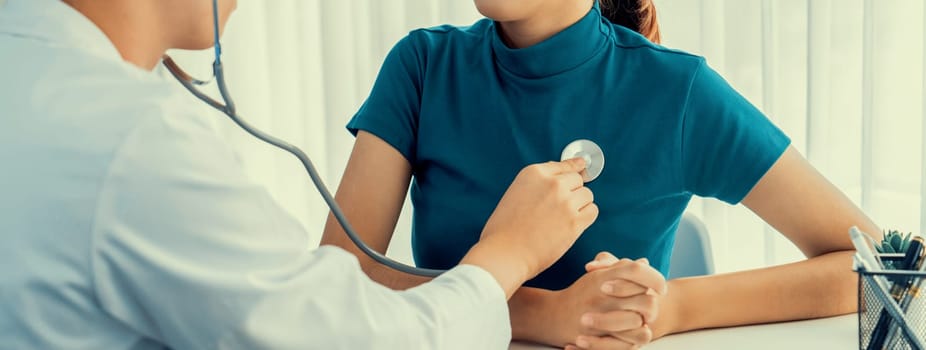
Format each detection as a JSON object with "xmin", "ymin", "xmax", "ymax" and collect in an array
[{"xmin": 560, "ymin": 253, "xmax": 668, "ymax": 350}]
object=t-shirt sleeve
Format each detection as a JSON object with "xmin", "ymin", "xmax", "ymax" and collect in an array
[
  {"xmin": 681, "ymin": 60, "xmax": 791, "ymax": 204},
  {"xmin": 346, "ymin": 34, "xmax": 423, "ymax": 163}
]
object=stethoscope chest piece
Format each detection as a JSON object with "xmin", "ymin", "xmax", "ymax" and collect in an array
[{"xmin": 561, "ymin": 139, "xmax": 605, "ymax": 183}]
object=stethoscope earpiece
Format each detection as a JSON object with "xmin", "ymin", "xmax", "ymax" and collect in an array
[{"xmin": 561, "ymin": 139, "xmax": 605, "ymax": 183}]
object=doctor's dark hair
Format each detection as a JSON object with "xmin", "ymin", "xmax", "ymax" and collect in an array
[{"xmin": 599, "ymin": 0, "xmax": 661, "ymax": 44}]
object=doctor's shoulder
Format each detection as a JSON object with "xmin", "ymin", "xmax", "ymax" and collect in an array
[{"xmin": 23, "ymin": 46, "xmax": 213, "ymax": 136}]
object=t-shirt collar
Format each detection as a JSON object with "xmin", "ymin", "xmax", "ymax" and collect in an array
[{"xmin": 490, "ymin": 2, "xmax": 610, "ymax": 79}]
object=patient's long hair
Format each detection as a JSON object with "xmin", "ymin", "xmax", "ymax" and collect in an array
[{"xmin": 599, "ymin": 0, "xmax": 661, "ymax": 44}]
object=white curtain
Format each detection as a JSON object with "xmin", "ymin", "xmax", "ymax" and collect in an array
[
  {"xmin": 659, "ymin": 0, "xmax": 924, "ymax": 272},
  {"xmin": 168, "ymin": 0, "xmax": 925, "ymax": 274}
]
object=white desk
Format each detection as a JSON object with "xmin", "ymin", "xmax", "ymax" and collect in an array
[{"xmin": 509, "ymin": 315, "xmax": 857, "ymax": 349}]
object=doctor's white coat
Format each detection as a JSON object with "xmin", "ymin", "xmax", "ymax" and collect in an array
[{"xmin": 0, "ymin": 0, "xmax": 511, "ymax": 349}]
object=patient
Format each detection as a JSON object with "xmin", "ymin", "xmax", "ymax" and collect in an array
[{"xmin": 321, "ymin": 0, "xmax": 880, "ymax": 348}]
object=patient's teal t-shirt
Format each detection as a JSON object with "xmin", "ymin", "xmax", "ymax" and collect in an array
[{"xmin": 347, "ymin": 5, "xmax": 790, "ymax": 290}]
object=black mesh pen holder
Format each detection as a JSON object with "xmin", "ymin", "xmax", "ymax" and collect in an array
[{"xmin": 858, "ymin": 254, "xmax": 926, "ymax": 350}]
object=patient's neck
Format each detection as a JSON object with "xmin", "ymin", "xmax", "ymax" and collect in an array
[{"xmin": 496, "ymin": 0, "xmax": 593, "ymax": 48}]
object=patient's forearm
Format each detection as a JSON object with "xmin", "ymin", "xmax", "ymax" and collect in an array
[
  {"xmin": 357, "ymin": 256, "xmax": 432, "ymax": 290},
  {"xmin": 657, "ymin": 250, "xmax": 856, "ymax": 337},
  {"xmin": 508, "ymin": 287, "xmax": 559, "ymax": 343}
]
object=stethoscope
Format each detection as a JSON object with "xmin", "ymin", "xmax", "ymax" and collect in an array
[{"xmin": 162, "ymin": 0, "xmax": 605, "ymax": 277}]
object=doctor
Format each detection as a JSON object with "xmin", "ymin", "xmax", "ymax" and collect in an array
[{"xmin": 0, "ymin": 0, "xmax": 603, "ymax": 349}]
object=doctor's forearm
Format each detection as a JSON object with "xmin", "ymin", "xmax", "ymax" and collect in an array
[
  {"xmin": 655, "ymin": 250, "xmax": 856, "ymax": 337},
  {"xmin": 369, "ymin": 263, "xmax": 565, "ymax": 343},
  {"xmin": 367, "ymin": 258, "xmax": 576, "ymax": 343}
]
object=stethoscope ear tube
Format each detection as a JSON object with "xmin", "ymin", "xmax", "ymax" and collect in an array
[{"xmin": 165, "ymin": 54, "xmax": 445, "ymax": 277}]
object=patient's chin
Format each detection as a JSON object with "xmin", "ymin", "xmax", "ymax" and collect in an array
[
  {"xmin": 175, "ymin": 37, "xmax": 215, "ymax": 51},
  {"xmin": 474, "ymin": 2, "xmax": 521, "ymax": 21}
]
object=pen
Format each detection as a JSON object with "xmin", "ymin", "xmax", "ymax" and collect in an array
[
  {"xmin": 851, "ymin": 226, "xmax": 885, "ymax": 271},
  {"xmin": 885, "ymin": 237, "xmax": 926, "ymax": 349},
  {"xmin": 851, "ymin": 227, "xmax": 892, "ymax": 293},
  {"xmin": 867, "ymin": 236, "xmax": 924, "ymax": 350},
  {"xmin": 892, "ymin": 237, "xmax": 923, "ymax": 297}
]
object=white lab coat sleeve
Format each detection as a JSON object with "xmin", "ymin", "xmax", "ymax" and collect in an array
[{"xmin": 89, "ymin": 110, "xmax": 512, "ymax": 349}]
